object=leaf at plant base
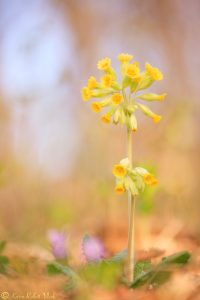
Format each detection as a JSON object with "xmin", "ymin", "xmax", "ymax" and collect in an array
[
  {"xmin": 0, "ymin": 255, "xmax": 8, "ymax": 264},
  {"xmin": 130, "ymin": 251, "xmax": 191, "ymax": 289},
  {"xmin": 47, "ymin": 262, "xmax": 77, "ymax": 278},
  {"xmin": 130, "ymin": 268, "xmax": 154, "ymax": 288},
  {"xmin": 47, "ymin": 262, "xmax": 79, "ymax": 291},
  {"xmin": 0, "ymin": 255, "xmax": 9, "ymax": 274},
  {"xmin": 47, "ymin": 263, "xmax": 63, "ymax": 275},
  {"xmin": 149, "ymin": 270, "xmax": 171, "ymax": 286},
  {"xmin": 161, "ymin": 251, "xmax": 190, "ymax": 265},
  {"xmin": 0, "ymin": 241, "xmax": 6, "ymax": 254},
  {"xmin": 134, "ymin": 260, "xmax": 152, "ymax": 278}
]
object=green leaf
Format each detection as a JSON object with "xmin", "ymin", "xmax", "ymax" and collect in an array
[
  {"xmin": 47, "ymin": 263, "xmax": 63, "ymax": 275},
  {"xmin": 134, "ymin": 260, "xmax": 152, "ymax": 278},
  {"xmin": 161, "ymin": 251, "xmax": 191, "ymax": 265},
  {"xmin": 0, "ymin": 255, "xmax": 9, "ymax": 274},
  {"xmin": 130, "ymin": 251, "xmax": 191, "ymax": 289},
  {"xmin": 47, "ymin": 262, "xmax": 77, "ymax": 278},
  {"xmin": 130, "ymin": 268, "xmax": 154, "ymax": 288},
  {"xmin": 0, "ymin": 255, "xmax": 9, "ymax": 264},
  {"xmin": 47, "ymin": 262, "xmax": 79, "ymax": 291},
  {"xmin": 0, "ymin": 241, "xmax": 6, "ymax": 254},
  {"xmin": 149, "ymin": 270, "xmax": 171, "ymax": 286}
]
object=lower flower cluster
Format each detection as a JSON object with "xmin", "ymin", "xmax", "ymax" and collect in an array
[{"xmin": 112, "ymin": 158, "xmax": 157, "ymax": 197}]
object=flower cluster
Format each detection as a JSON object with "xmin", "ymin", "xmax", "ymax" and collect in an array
[
  {"xmin": 81, "ymin": 54, "xmax": 166, "ymax": 130},
  {"xmin": 112, "ymin": 158, "xmax": 157, "ymax": 196}
]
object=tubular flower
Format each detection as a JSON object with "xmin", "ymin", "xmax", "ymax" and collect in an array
[
  {"xmin": 82, "ymin": 86, "xmax": 92, "ymax": 101},
  {"xmin": 113, "ymin": 164, "xmax": 127, "ymax": 178},
  {"xmin": 145, "ymin": 63, "xmax": 163, "ymax": 81},
  {"xmin": 101, "ymin": 74, "xmax": 113, "ymax": 87},
  {"xmin": 143, "ymin": 174, "xmax": 158, "ymax": 186},
  {"xmin": 88, "ymin": 76, "xmax": 97, "ymax": 89},
  {"xmin": 118, "ymin": 53, "xmax": 133, "ymax": 63},
  {"xmin": 125, "ymin": 63, "xmax": 140, "ymax": 79},
  {"xmin": 101, "ymin": 114, "xmax": 111, "ymax": 124},
  {"xmin": 111, "ymin": 93, "xmax": 122, "ymax": 105},
  {"xmin": 91, "ymin": 102, "xmax": 102, "ymax": 113},
  {"xmin": 115, "ymin": 183, "xmax": 125, "ymax": 194},
  {"xmin": 138, "ymin": 93, "xmax": 167, "ymax": 101},
  {"xmin": 97, "ymin": 57, "xmax": 111, "ymax": 71}
]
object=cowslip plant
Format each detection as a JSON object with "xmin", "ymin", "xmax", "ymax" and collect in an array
[{"xmin": 82, "ymin": 53, "xmax": 167, "ymax": 283}]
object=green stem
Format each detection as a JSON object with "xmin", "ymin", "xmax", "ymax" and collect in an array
[{"xmin": 127, "ymin": 129, "xmax": 135, "ymax": 283}]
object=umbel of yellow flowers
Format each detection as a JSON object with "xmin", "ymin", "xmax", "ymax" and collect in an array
[
  {"xmin": 82, "ymin": 53, "xmax": 166, "ymax": 196},
  {"xmin": 82, "ymin": 54, "xmax": 166, "ymax": 130},
  {"xmin": 112, "ymin": 158, "xmax": 157, "ymax": 196}
]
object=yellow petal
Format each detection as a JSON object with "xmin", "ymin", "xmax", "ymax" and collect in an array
[
  {"xmin": 81, "ymin": 86, "xmax": 92, "ymax": 101},
  {"xmin": 153, "ymin": 115, "xmax": 162, "ymax": 123},
  {"xmin": 101, "ymin": 114, "xmax": 111, "ymax": 124},
  {"xmin": 145, "ymin": 63, "xmax": 163, "ymax": 81},
  {"xmin": 111, "ymin": 93, "xmax": 123, "ymax": 105},
  {"xmin": 118, "ymin": 53, "xmax": 133, "ymax": 63},
  {"xmin": 97, "ymin": 57, "xmax": 111, "ymax": 71},
  {"xmin": 115, "ymin": 183, "xmax": 125, "ymax": 194},
  {"xmin": 112, "ymin": 164, "xmax": 127, "ymax": 178},
  {"xmin": 91, "ymin": 102, "xmax": 102, "ymax": 113},
  {"xmin": 144, "ymin": 174, "xmax": 158, "ymax": 186},
  {"xmin": 87, "ymin": 76, "xmax": 97, "ymax": 89}
]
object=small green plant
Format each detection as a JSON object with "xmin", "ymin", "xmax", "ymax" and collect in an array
[
  {"xmin": 82, "ymin": 53, "xmax": 167, "ymax": 282},
  {"xmin": 0, "ymin": 240, "xmax": 9, "ymax": 274}
]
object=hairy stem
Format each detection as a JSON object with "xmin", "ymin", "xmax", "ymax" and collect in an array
[{"xmin": 127, "ymin": 129, "xmax": 135, "ymax": 283}]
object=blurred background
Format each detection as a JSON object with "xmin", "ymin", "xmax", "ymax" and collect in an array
[{"xmin": 0, "ymin": 0, "xmax": 199, "ymax": 255}]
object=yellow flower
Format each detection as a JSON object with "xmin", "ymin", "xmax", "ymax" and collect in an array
[
  {"xmin": 82, "ymin": 86, "xmax": 92, "ymax": 101},
  {"xmin": 91, "ymin": 102, "xmax": 102, "ymax": 113},
  {"xmin": 115, "ymin": 183, "xmax": 125, "ymax": 194},
  {"xmin": 143, "ymin": 174, "xmax": 158, "ymax": 186},
  {"xmin": 111, "ymin": 93, "xmax": 123, "ymax": 105},
  {"xmin": 101, "ymin": 74, "xmax": 113, "ymax": 87},
  {"xmin": 153, "ymin": 115, "xmax": 162, "ymax": 123},
  {"xmin": 97, "ymin": 57, "xmax": 111, "ymax": 71},
  {"xmin": 101, "ymin": 114, "xmax": 111, "ymax": 124},
  {"xmin": 118, "ymin": 53, "xmax": 133, "ymax": 63},
  {"xmin": 145, "ymin": 63, "xmax": 163, "ymax": 81},
  {"xmin": 125, "ymin": 63, "xmax": 140, "ymax": 79},
  {"xmin": 113, "ymin": 164, "xmax": 127, "ymax": 178},
  {"xmin": 87, "ymin": 76, "xmax": 97, "ymax": 89}
]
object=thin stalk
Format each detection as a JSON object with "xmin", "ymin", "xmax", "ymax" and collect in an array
[{"xmin": 127, "ymin": 129, "xmax": 135, "ymax": 283}]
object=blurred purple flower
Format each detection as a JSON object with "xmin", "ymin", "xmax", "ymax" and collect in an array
[
  {"xmin": 48, "ymin": 229, "xmax": 67, "ymax": 259},
  {"xmin": 82, "ymin": 235, "xmax": 105, "ymax": 262}
]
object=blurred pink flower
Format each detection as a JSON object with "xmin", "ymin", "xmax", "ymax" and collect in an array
[
  {"xmin": 48, "ymin": 229, "xmax": 67, "ymax": 259},
  {"xmin": 82, "ymin": 235, "xmax": 105, "ymax": 262}
]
